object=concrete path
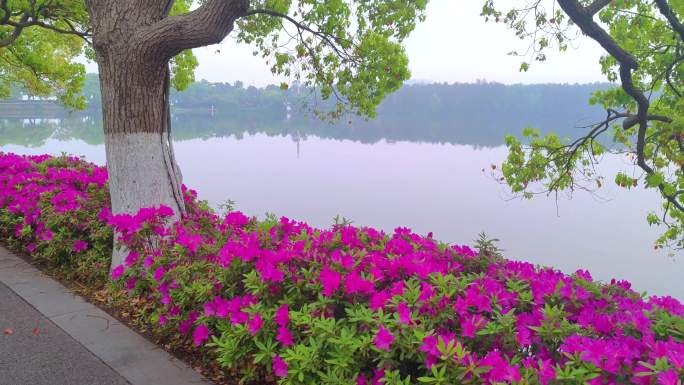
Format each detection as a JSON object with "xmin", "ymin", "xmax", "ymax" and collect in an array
[
  {"xmin": 0, "ymin": 247, "xmax": 211, "ymax": 385},
  {"xmin": 0, "ymin": 281, "xmax": 129, "ymax": 385}
]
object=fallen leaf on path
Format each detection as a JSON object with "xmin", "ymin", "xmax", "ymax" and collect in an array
[
  {"xmin": 32, "ymin": 327, "xmax": 41, "ymax": 336},
  {"xmin": 3, "ymin": 328, "xmax": 13, "ymax": 336}
]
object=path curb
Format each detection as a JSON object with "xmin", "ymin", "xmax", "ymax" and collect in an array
[{"xmin": 0, "ymin": 247, "xmax": 211, "ymax": 385}]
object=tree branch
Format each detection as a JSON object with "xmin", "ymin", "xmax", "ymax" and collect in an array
[
  {"xmin": 621, "ymin": 63, "xmax": 684, "ymax": 212},
  {"xmin": 557, "ymin": 0, "xmax": 638, "ymax": 68},
  {"xmin": 0, "ymin": 0, "xmax": 29, "ymax": 47},
  {"xmin": 0, "ymin": 0, "xmax": 91, "ymax": 47},
  {"xmin": 654, "ymin": 0, "xmax": 684, "ymax": 42},
  {"xmin": 665, "ymin": 50, "xmax": 684, "ymax": 97},
  {"xmin": 137, "ymin": 0, "xmax": 249, "ymax": 61},
  {"xmin": 585, "ymin": 0, "xmax": 611, "ymax": 16},
  {"xmin": 7, "ymin": 18, "xmax": 92, "ymax": 42},
  {"xmin": 0, "ymin": 0, "xmax": 10, "ymax": 24},
  {"xmin": 622, "ymin": 113, "xmax": 673, "ymax": 130},
  {"xmin": 557, "ymin": 0, "xmax": 684, "ymax": 213},
  {"xmin": 0, "ymin": 28, "xmax": 22, "ymax": 46},
  {"xmin": 244, "ymin": 8, "xmax": 356, "ymax": 63}
]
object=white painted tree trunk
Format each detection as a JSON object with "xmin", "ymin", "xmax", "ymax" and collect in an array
[
  {"xmin": 96, "ymin": 50, "xmax": 187, "ymax": 271},
  {"xmin": 105, "ymin": 132, "xmax": 182, "ymax": 269},
  {"xmin": 88, "ymin": 0, "xmax": 246, "ymax": 272}
]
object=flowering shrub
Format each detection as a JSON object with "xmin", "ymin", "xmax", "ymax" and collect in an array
[
  {"xmin": 0, "ymin": 152, "xmax": 112, "ymax": 283},
  {"xmin": 1, "ymin": 152, "xmax": 684, "ymax": 385}
]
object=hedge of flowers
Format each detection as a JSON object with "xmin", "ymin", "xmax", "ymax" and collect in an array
[
  {"xmin": 1, "ymin": 151, "xmax": 684, "ymax": 385},
  {"xmin": 0, "ymin": 152, "xmax": 112, "ymax": 283}
]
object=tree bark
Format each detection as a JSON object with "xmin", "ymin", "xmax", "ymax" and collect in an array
[
  {"xmin": 85, "ymin": 0, "xmax": 248, "ymax": 269},
  {"xmin": 97, "ymin": 50, "xmax": 186, "ymax": 268},
  {"xmin": 87, "ymin": 0, "xmax": 181, "ymax": 269}
]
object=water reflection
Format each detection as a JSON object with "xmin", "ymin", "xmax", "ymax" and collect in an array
[
  {"xmin": 0, "ymin": 115, "xmax": 103, "ymax": 146},
  {"xmin": 0, "ymin": 112, "xmax": 681, "ymax": 299},
  {"xmin": 0, "ymin": 88, "xmax": 608, "ymax": 149}
]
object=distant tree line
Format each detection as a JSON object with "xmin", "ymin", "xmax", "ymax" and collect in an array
[{"xmin": 2, "ymin": 76, "xmax": 611, "ymax": 147}]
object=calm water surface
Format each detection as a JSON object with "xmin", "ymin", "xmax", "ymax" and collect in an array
[{"xmin": 1, "ymin": 117, "xmax": 681, "ymax": 299}]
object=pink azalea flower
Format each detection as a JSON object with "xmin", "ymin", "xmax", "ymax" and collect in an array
[
  {"xmin": 124, "ymin": 251, "xmax": 140, "ymax": 267},
  {"xmin": 575, "ymin": 269, "xmax": 593, "ymax": 282},
  {"xmin": 275, "ymin": 304, "xmax": 289, "ymax": 326},
  {"xmin": 125, "ymin": 277, "xmax": 138, "ymax": 290},
  {"xmin": 319, "ymin": 266, "xmax": 341, "ymax": 297},
  {"xmin": 230, "ymin": 310, "xmax": 250, "ymax": 326},
  {"xmin": 157, "ymin": 205, "xmax": 175, "ymax": 217},
  {"xmin": 389, "ymin": 281, "xmax": 405, "ymax": 297},
  {"xmin": 153, "ymin": 266, "xmax": 166, "ymax": 281},
  {"xmin": 480, "ymin": 351, "xmax": 519, "ymax": 383},
  {"xmin": 461, "ymin": 314, "xmax": 486, "ymax": 338},
  {"xmin": 143, "ymin": 256, "xmax": 155, "ymax": 269},
  {"xmin": 538, "ymin": 359, "xmax": 556, "ymax": 385},
  {"xmin": 371, "ymin": 368, "xmax": 386, "ymax": 385},
  {"xmin": 218, "ymin": 242, "xmax": 234, "ymax": 266},
  {"xmin": 161, "ymin": 294, "xmax": 171, "ymax": 305},
  {"xmin": 177, "ymin": 232, "xmax": 203, "ymax": 253},
  {"xmin": 344, "ymin": 270, "xmax": 374, "ymax": 295},
  {"xmin": 657, "ymin": 369, "xmax": 679, "ymax": 385},
  {"xmin": 397, "ymin": 302, "xmax": 412, "ymax": 324},
  {"xmin": 516, "ymin": 311, "xmax": 542, "ymax": 346},
  {"xmin": 667, "ymin": 349, "xmax": 684, "ymax": 370},
  {"xmin": 72, "ymin": 239, "xmax": 88, "ymax": 253},
  {"xmin": 192, "ymin": 323, "xmax": 210, "ymax": 346},
  {"xmin": 179, "ymin": 312, "xmax": 199, "ymax": 335},
  {"xmin": 420, "ymin": 335, "xmax": 438, "ymax": 356},
  {"xmin": 373, "ymin": 324, "xmax": 394, "ymax": 352},
  {"xmin": 276, "ymin": 326, "xmax": 293, "ymax": 346},
  {"xmin": 248, "ymin": 314, "xmax": 263, "ymax": 335},
  {"xmin": 40, "ymin": 229, "xmax": 53, "ymax": 241},
  {"xmin": 97, "ymin": 207, "xmax": 111, "ymax": 222},
  {"xmin": 369, "ymin": 290, "xmax": 390, "ymax": 310},
  {"xmin": 256, "ymin": 260, "xmax": 284, "ymax": 282},
  {"xmin": 225, "ymin": 211, "xmax": 249, "ymax": 227},
  {"xmin": 111, "ymin": 265, "xmax": 125, "ymax": 281},
  {"xmin": 272, "ymin": 354, "xmax": 288, "ymax": 377},
  {"xmin": 419, "ymin": 282, "xmax": 435, "ymax": 302}
]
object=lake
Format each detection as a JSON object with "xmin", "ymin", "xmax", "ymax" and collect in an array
[{"xmin": 0, "ymin": 114, "xmax": 681, "ymax": 299}]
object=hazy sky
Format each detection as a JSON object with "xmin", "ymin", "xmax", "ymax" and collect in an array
[
  {"xmin": 85, "ymin": 1, "xmax": 607, "ymax": 86},
  {"xmin": 190, "ymin": 1, "xmax": 607, "ymax": 86}
]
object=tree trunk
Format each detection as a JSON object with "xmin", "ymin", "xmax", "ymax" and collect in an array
[
  {"xmin": 85, "ymin": 0, "xmax": 247, "ymax": 270},
  {"xmin": 97, "ymin": 47, "xmax": 185, "ymax": 269}
]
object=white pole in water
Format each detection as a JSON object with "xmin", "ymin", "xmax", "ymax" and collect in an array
[{"xmin": 209, "ymin": 104, "xmax": 216, "ymax": 117}]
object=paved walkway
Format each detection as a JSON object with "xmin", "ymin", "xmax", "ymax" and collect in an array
[
  {"xmin": 0, "ymin": 281, "xmax": 129, "ymax": 385},
  {"xmin": 0, "ymin": 247, "xmax": 210, "ymax": 385}
]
